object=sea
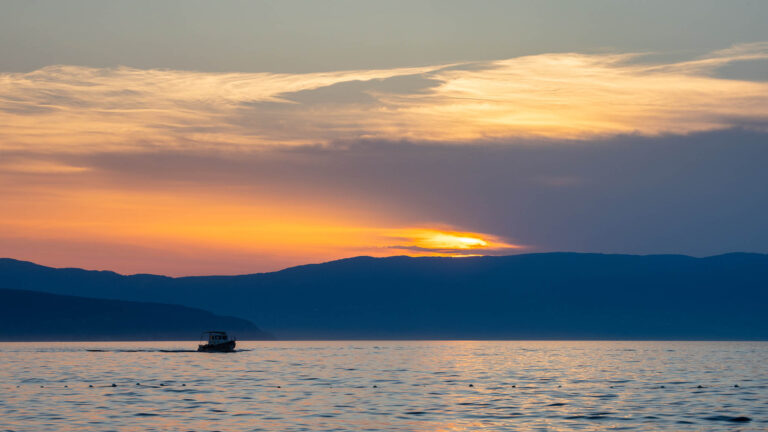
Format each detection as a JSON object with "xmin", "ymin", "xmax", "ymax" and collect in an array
[{"xmin": 0, "ymin": 341, "xmax": 766, "ymax": 431}]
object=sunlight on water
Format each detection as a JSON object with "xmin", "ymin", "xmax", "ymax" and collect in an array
[{"xmin": 0, "ymin": 341, "xmax": 766, "ymax": 431}]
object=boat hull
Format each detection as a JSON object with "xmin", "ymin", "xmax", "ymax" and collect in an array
[{"xmin": 197, "ymin": 340, "xmax": 236, "ymax": 352}]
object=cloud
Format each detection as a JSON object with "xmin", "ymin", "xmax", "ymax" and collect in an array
[
  {"xmin": 1, "ymin": 44, "xmax": 768, "ymax": 154},
  {"xmin": 3, "ymin": 45, "xmax": 768, "ymax": 274},
  {"xmin": 2, "ymin": 129, "xmax": 767, "ymax": 274},
  {"xmin": 0, "ymin": 158, "xmax": 90, "ymax": 174},
  {"xmin": 650, "ymin": 41, "xmax": 768, "ymax": 74}
]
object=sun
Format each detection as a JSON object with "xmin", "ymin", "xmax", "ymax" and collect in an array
[
  {"xmin": 418, "ymin": 233, "xmax": 489, "ymax": 250},
  {"xmin": 387, "ymin": 228, "xmax": 522, "ymax": 257}
]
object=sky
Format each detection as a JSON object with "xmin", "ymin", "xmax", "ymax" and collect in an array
[{"xmin": 1, "ymin": 0, "xmax": 767, "ymax": 275}]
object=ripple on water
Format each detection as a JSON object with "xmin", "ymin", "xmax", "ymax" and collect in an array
[{"xmin": 0, "ymin": 341, "xmax": 766, "ymax": 431}]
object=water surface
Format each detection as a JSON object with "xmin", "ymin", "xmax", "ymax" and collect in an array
[{"xmin": 1, "ymin": 341, "xmax": 766, "ymax": 431}]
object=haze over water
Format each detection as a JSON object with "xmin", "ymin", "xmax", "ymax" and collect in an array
[{"xmin": 1, "ymin": 341, "xmax": 765, "ymax": 431}]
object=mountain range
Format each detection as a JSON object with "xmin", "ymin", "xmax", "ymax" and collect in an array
[
  {"xmin": 0, "ymin": 288, "xmax": 272, "ymax": 341},
  {"xmin": 1, "ymin": 252, "xmax": 767, "ymax": 340}
]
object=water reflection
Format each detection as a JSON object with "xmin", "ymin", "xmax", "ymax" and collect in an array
[{"xmin": 0, "ymin": 341, "xmax": 765, "ymax": 431}]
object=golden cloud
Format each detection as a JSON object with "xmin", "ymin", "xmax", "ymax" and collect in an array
[
  {"xmin": 2, "ymin": 45, "xmax": 767, "ymax": 274},
  {"xmin": 1, "ymin": 44, "xmax": 767, "ymax": 154}
]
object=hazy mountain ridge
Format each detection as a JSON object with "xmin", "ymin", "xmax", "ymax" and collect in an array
[
  {"xmin": 0, "ymin": 288, "xmax": 273, "ymax": 341},
  {"xmin": 1, "ymin": 253, "xmax": 767, "ymax": 340}
]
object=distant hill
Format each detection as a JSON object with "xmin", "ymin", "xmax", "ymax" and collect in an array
[
  {"xmin": 0, "ymin": 288, "xmax": 273, "ymax": 341},
  {"xmin": 1, "ymin": 253, "xmax": 768, "ymax": 340}
]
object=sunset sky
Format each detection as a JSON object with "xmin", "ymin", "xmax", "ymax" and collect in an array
[{"xmin": 2, "ymin": 0, "xmax": 768, "ymax": 275}]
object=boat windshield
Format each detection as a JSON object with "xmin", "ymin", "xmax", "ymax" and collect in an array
[{"xmin": 201, "ymin": 332, "xmax": 229, "ymax": 343}]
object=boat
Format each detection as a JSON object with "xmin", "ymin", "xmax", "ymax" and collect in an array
[{"xmin": 197, "ymin": 331, "xmax": 236, "ymax": 352}]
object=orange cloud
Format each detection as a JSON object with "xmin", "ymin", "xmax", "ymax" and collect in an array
[
  {"xmin": 2, "ymin": 44, "xmax": 767, "ymax": 274},
  {"xmin": 1, "ymin": 44, "xmax": 767, "ymax": 155},
  {"xmin": 0, "ymin": 159, "xmax": 90, "ymax": 174}
]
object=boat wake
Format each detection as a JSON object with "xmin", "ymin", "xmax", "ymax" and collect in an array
[{"xmin": 86, "ymin": 349, "xmax": 252, "ymax": 353}]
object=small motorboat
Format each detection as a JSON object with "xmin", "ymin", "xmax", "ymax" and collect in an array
[{"xmin": 197, "ymin": 331, "xmax": 236, "ymax": 352}]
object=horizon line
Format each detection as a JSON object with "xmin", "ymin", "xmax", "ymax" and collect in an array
[{"xmin": 2, "ymin": 250, "xmax": 765, "ymax": 278}]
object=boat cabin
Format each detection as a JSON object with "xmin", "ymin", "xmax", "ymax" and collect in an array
[
  {"xmin": 198, "ymin": 331, "xmax": 237, "ymax": 352},
  {"xmin": 203, "ymin": 331, "xmax": 232, "ymax": 344}
]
